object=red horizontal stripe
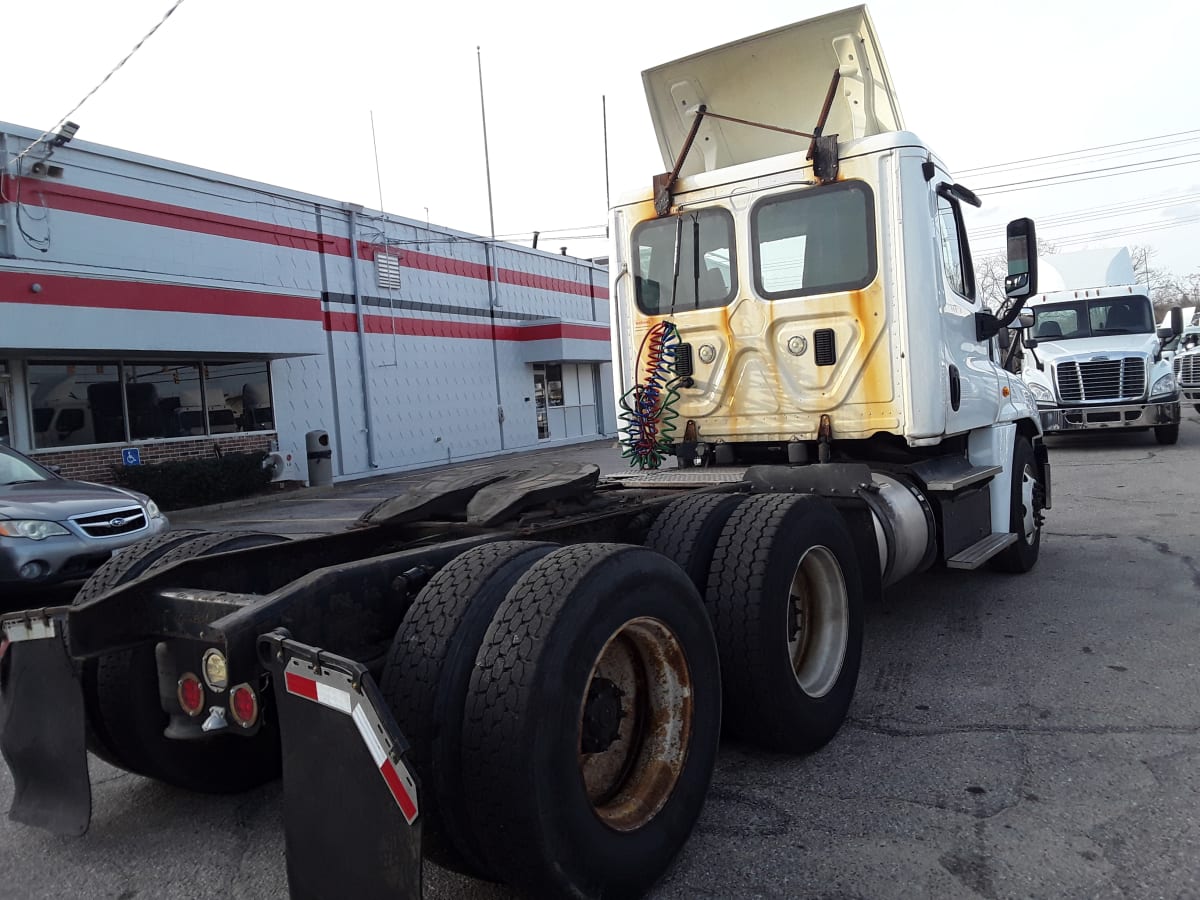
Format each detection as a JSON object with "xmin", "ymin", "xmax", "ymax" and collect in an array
[
  {"xmin": 285, "ymin": 672, "xmax": 319, "ymax": 702},
  {"xmin": 380, "ymin": 759, "xmax": 418, "ymax": 823},
  {"xmin": 1, "ymin": 176, "xmax": 606, "ymax": 298},
  {"xmin": 365, "ymin": 243, "xmax": 609, "ymax": 301},
  {"xmin": 0, "ymin": 271, "xmax": 322, "ymax": 322},
  {"xmin": 322, "ymin": 309, "xmax": 609, "ymax": 343},
  {"xmin": 0, "ymin": 175, "xmax": 351, "ymax": 256}
]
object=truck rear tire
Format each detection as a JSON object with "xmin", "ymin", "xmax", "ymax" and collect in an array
[
  {"xmin": 379, "ymin": 540, "xmax": 557, "ymax": 878},
  {"xmin": 461, "ymin": 544, "xmax": 721, "ymax": 900},
  {"xmin": 706, "ymin": 493, "xmax": 863, "ymax": 754},
  {"xmin": 644, "ymin": 492, "xmax": 747, "ymax": 592},
  {"xmin": 73, "ymin": 529, "xmax": 205, "ymax": 770},
  {"xmin": 1154, "ymin": 422, "xmax": 1180, "ymax": 445},
  {"xmin": 90, "ymin": 531, "xmax": 287, "ymax": 793},
  {"xmin": 990, "ymin": 436, "xmax": 1043, "ymax": 573}
]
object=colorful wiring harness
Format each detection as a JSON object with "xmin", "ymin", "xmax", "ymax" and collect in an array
[{"xmin": 619, "ymin": 321, "xmax": 685, "ymax": 468}]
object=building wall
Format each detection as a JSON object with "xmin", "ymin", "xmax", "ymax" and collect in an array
[{"xmin": 0, "ymin": 122, "xmax": 613, "ymax": 485}]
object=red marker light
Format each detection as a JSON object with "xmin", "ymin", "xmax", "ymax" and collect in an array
[
  {"xmin": 229, "ymin": 684, "xmax": 259, "ymax": 728},
  {"xmin": 177, "ymin": 673, "xmax": 204, "ymax": 716}
]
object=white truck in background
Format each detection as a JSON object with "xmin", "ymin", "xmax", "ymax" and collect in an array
[{"xmin": 1017, "ymin": 247, "xmax": 1182, "ymax": 444}]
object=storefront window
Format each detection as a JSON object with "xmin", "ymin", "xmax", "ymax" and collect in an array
[
  {"xmin": 25, "ymin": 358, "xmax": 273, "ymax": 448},
  {"xmin": 28, "ymin": 361, "xmax": 126, "ymax": 448},
  {"xmin": 204, "ymin": 360, "xmax": 273, "ymax": 432},
  {"xmin": 124, "ymin": 364, "xmax": 205, "ymax": 438}
]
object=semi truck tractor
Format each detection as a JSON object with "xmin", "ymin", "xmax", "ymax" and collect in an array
[
  {"xmin": 1016, "ymin": 247, "xmax": 1182, "ymax": 444},
  {"xmin": 0, "ymin": 7, "xmax": 1050, "ymax": 899}
]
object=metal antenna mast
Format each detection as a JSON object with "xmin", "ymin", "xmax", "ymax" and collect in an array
[{"xmin": 477, "ymin": 46, "xmax": 496, "ymax": 240}]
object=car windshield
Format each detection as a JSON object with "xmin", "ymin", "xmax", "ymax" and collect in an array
[
  {"xmin": 1031, "ymin": 296, "xmax": 1154, "ymax": 341},
  {"xmin": 0, "ymin": 447, "xmax": 54, "ymax": 486}
]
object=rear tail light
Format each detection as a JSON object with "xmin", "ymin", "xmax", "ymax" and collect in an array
[
  {"xmin": 229, "ymin": 684, "xmax": 259, "ymax": 728},
  {"xmin": 177, "ymin": 673, "xmax": 204, "ymax": 716}
]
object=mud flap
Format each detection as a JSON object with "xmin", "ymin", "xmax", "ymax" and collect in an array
[
  {"xmin": 0, "ymin": 610, "xmax": 91, "ymax": 837},
  {"xmin": 259, "ymin": 630, "xmax": 421, "ymax": 900}
]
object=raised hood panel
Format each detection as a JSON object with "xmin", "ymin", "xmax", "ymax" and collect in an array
[{"xmin": 642, "ymin": 5, "xmax": 903, "ymax": 178}]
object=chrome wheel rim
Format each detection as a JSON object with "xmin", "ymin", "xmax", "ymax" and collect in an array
[{"xmin": 787, "ymin": 546, "xmax": 849, "ymax": 698}]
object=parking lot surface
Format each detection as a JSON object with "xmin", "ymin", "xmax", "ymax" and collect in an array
[{"xmin": 2, "ymin": 418, "xmax": 1199, "ymax": 899}]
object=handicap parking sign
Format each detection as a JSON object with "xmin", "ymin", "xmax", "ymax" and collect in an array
[{"xmin": 121, "ymin": 447, "xmax": 142, "ymax": 466}]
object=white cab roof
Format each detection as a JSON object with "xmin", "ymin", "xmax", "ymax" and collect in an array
[{"xmin": 642, "ymin": 5, "xmax": 904, "ymax": 179}]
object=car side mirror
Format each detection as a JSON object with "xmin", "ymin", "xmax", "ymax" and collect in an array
[
  {"xmin": 46, "ymin": 465, "xmax": 62, "ymax": 475},
  {"xmin": 1004, "ymin": 218, "xmax": 1038, "ymax": 301},
  {"xmin": 997, "ymin": 327, "xmax": 1012, "ymax": 351},
  {"xmin": 1018, "ymin": 309, "xmax": 1035, "ymax": 329},
  {"xmin": 1158, "ymin": 326, "xmax": 1175, "ymax": 340},
  {"xmin": 1169, "ymin": 306, "xmax": 1184, "ymax": 336},
  {"xmin": 1024, "ymin": 337, "xmax": 1039, "ymax": 350}
]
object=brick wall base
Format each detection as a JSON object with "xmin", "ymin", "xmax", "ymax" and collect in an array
[{"xmin": 31, "ymin": 433, "xmax": 276, "ymax": 485}]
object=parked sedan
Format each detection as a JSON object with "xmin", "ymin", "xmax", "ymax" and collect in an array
[{"xmin": 0, "ymin": 444, "xmax": 168, "ymax": 588}]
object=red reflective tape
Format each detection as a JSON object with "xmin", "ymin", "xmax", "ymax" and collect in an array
[
  {"xmin": 284, "ymin": 671, "xmax": 319, "ymax": 701},
  {"xmin": 380, "ymin": 759, "xmax": 418, "ymax": 823},
  {"xmin": 0, "ymin": 638, "xmax": 9, "ymax": 661}
]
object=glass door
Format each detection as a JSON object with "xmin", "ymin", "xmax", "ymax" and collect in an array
[
  {"xmin": 532, "ymin": 366, "xmax": 549, "ymax": 440},
  {"xmin": 0, "ymin": 374, "xmax": 11, "ymax": 446}
]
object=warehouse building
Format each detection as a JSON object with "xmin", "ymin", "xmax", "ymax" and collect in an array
[{"xmin": 0, "ymin": 122, "xmax": 614, "ymax": 484}]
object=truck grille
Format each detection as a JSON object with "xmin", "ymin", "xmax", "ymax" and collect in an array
[
  {"xmin": 1176, "ymin": 354, "xmax": 1199, "ymax": 387},
  {"xmin": 1055, "ymin": 358, "xmax": 1145, "ymax": 404},
  {"xmin": 72, "ymin": 506, "xmax": 148, "ymax": 538}
]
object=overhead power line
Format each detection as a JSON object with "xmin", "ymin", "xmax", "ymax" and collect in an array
[
  {"xmin": 12, "ymin": 0, "xmax": 189, "ymax": 165},
  {"xmin": 957, "ymin": 128, "xmax": 1200, "ymax": 176}
]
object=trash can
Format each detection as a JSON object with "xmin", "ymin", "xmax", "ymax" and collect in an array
[{"xmin": 305, "ymin": 430, "xmax": 333, "ymax": 487}]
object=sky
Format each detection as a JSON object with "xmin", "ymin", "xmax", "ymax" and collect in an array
[{"xmin": 3, "ymin": 0, "xmax": 1199, "ymax": 286}]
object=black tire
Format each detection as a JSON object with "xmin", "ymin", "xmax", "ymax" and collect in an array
[
  {"xmin": 91, "ymin": 531, "xmax": 288, "ymax": 792},
  {"xmin": 379, "ymin": 540, "xmax": 557, "ymax": 878},
  {"xmin": 73, "ymin": 529, "xmax": 205, "ymax": 769},
  {"xmin": 1154, "ymin": 422, "xmax": 1180, "ymax": 445},
  {"xmin": 990, "ymin": 436, "xmax": 1043, "ymax": 573},
  {"xmin": 644, "ymin": 492, "xmax": 747, "ymax": 592},
  {"xmin": 706, "ymin": 493, "xmax": 863, "ymax": 754},
  {"xmin": 461, "ymin": 544, "xmax": 721, "ymax": 900}
]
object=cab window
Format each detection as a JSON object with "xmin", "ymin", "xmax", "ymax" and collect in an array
[
  {"xmin": 751, "ymin": 181, "xmax": 877, "ymax": 299},
  {"xmin": 936, "ymin": 194, "xmax": 975, "ymax": 302},
  {"xmin": 633, "ymin": 209, "xmax": 736, "ymax": 316}
]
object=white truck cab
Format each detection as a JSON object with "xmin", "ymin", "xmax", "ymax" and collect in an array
[
  {"xmin": 610, "ymin": 5, "xmax": 1049, "ymax": 577},
  {"xmin": 1017, "ymin": 248, "xmax": 1182, "ymax": 445}
]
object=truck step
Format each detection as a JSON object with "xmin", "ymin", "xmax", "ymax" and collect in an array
[
  {"xmin": 945, "ymin": 532, "xmax": 1018, "ymax": 570},
  {"xmin": 921, "ymin": 463, "xmax": 1002, "ymax": 492}
]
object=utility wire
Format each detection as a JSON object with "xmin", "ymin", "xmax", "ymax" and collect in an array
[
  {"xmin": 974, "ymin": 151, "xmax": 1200, "ymax": 194},
  {"xmin": 957, "ymin": 128, "xmax": 1200, "ymax": 176},
  {"xmin": 11, "ymin": 0, "xmax": 189, "ymax": 166}
]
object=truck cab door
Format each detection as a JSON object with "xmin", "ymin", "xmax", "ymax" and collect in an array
[{"xmin": 934, "ymin": 189, "xmax": 1001, "ymax": 433}]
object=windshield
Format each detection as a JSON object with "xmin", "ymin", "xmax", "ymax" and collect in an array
[
  {"xmin": 633, "ymin": 208, "xmax": 736, "ymax": 316},
  {"xmin": 1030, "ymin": 296, "xmax": 1154, "ymax": 341},
  {"xmin": 0, "ymin": 446, "xmax": 54, "ymax": 486}
]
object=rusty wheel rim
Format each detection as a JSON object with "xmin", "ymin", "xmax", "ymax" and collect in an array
[
  {"xmin": 577, "ymin": 616, "xmax": 693, "ymax": 832},
  {"xmin": 787, "ymin": 545, "xmax": 849, "ymax": 698}
]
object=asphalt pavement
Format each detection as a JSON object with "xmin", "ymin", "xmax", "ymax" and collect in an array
[{"xmin": 2, "ymin": 417, "xmax": 1199, "ymax": 899}]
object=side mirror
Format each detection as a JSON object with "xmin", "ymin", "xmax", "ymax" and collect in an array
[
  {"xmin": 1170, "ymin": 306, "xmax": 1184, "ymax": 336},
  {"xmin": 1158, "ymin": 326, "xmax": 1175, "ymax": 340},
  {"xmin": 998, "ymin": 328, "xmax": 1012, "ymax": 351},
  {"xmin": 1004, "ymin": 218, "xmax": 1038, "ymax": 301},
  {"xmin": 1024, "ymin": 337, "xmax": 1039, "ymax": 350},
  {"xmin": 1018, "ymin": 309, "xmax": 1035, "ymax": 329}
]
